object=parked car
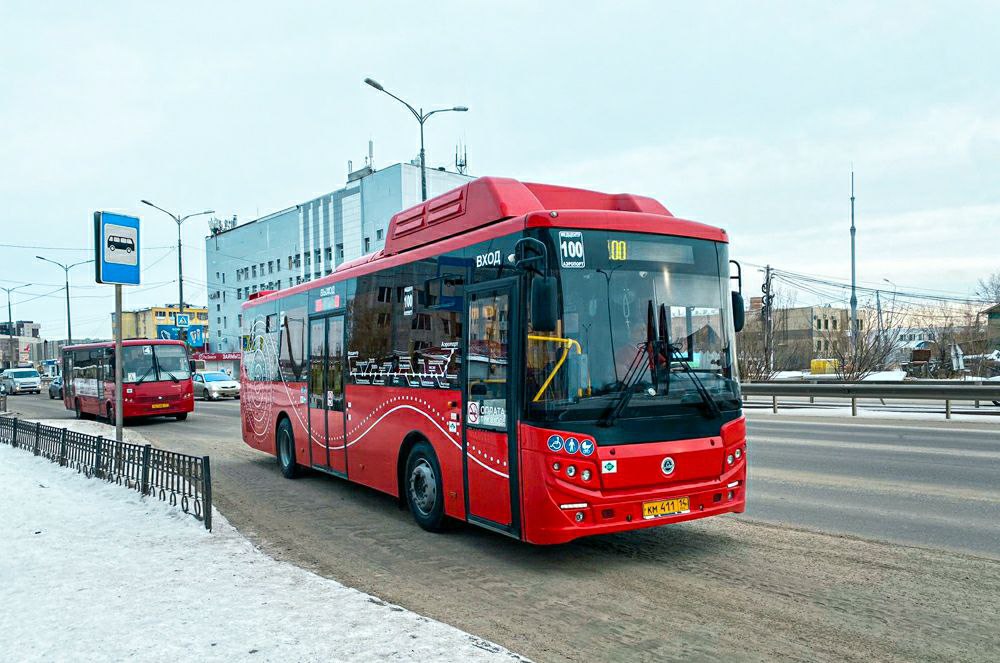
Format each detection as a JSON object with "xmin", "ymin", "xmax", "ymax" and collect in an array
[
  {"xmin": 193, "ymin": 371, "xmax": 240, "ymax": 400},
  {"xmin": 1, "ymin": 368, "xmax": 42, "ymax": 395},
  {"xmin": 48, "ymin": 375, "xmax": 64, "ymax": 400}
]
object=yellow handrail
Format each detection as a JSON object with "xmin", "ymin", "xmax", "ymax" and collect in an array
[{"xmin": 527, "ymin": 334, "xmax": 583, "ymax": 402}]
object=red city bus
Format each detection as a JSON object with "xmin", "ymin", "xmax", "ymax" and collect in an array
[
  {"xmin": 63, "ymin": 339, "xmax": 194, "ymax": 421},
  {"xmin": 241, "ymin": 177, "xmax": 747, "ymax": 544}
]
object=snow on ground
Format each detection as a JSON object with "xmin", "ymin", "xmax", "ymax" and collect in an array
[{"xmin": 0, "ymin": 439, "xmax": 526, "ymax": 662}]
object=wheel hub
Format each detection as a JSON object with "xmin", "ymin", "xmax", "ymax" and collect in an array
[{"xmin": 409, "ymin": 460, "xmax": 437, "ymax": 516}]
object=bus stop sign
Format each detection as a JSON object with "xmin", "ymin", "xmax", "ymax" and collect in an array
[{"xmin": 94, "ymin": 211, "xmax": 141, "ymax": 285}]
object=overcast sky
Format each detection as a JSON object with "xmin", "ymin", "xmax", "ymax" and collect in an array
[{"xmin": 1, "ymin": 2, "xmax": 997, "ymax": 340}]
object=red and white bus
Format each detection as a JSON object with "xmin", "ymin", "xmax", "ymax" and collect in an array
[
  {"xmin": 240, "ymin": 177, "xmax": 747, "ymax": 544},
  {"xmin": 63, "ymin": 339, "xmax": 194, "ymax": 421}
]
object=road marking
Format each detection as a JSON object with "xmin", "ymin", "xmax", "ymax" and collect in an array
[
  {"xmin": 748, "ymin": 418, "xmax": 1000, "ymax": 438},
  {"xmin": 751, "ymin": 435, "xmax": 1000, "ymax": 460},
  {"xmin": 751, "ymin": 467, "xmax": 1000, "ymax": 504}
]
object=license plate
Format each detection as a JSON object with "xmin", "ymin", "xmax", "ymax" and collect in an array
[
  {"xmin": 642, "ymin": 497, "xmax": 690, "ymax": 519},
  {"xmin": 151, "ymin": 403, "xmax": 170, "ymax": 409}
]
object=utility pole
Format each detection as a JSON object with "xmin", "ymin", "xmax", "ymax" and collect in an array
[
  {"xmin": 762, "ymin": 265, "xmax": 774, "ymax": 374},
  {"xmin": 35, "ymin": 257, "xmax": 93, "ymax": 345},
  {"xmin": 140, "ymin": 200, "xmax": 214, "ymax": 345},
  {"xmin": 2, "ymin": 283, "xmax": 31, "ymax": 369},
  {"xmin": 364, "ymin": 77, "xmax": 468, "ymax": 201},
  {"xmin": 849, "ymin": 169, "xmax": 858, "ymax": 351}
]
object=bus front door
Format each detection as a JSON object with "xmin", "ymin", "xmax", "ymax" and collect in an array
[
  {"xmin": 463, "ymin": 279, "xmax": 520, "ymax": 536},
  {"xmin": 308, "ymin": 315, "xmax": 347, "ymax": 475}
]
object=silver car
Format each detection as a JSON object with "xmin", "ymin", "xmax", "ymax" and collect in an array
[
  {"xmin": 1, "ymin": 368, "xmax": 42, "ymax": 395},
  {"xmin": 193, "ymin": 371, "xmax": 240, "ymax": 400}
]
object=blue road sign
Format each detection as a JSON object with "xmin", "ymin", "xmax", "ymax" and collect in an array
[
  {"xmin": 94, "ymin": 212, "xmax": 140, "ymax": 285},
  {"xmin": 565, "ymin": 437, "xmax": 580, "ymax": 455},
  {"xmin": 175, "ymin": 314, "xmax": 191, "ymax": 327},
  {"xmin": 580, "ymin": 439, "xmax": 595, "ymax": 456},
  {"xmin": 546, "ymin": 435, "xmax": 564, "ymax": 452}
]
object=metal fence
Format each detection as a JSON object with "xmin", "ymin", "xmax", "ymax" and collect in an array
[
  {"xmin": 741, "ymin": 382, "xmax": 1000, "ymax": 419},
  {"xmin": 0, "ymin": 417, "xmax": 212, "ymax": 530}
]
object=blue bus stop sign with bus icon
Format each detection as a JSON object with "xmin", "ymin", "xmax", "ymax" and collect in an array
[{"xmin": 94, "ymin": 212, "xmax": 140, "ymax": 285}]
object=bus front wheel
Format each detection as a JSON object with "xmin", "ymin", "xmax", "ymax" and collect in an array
[
  {"xmin": 404, "ymin": 442, "xmax": 446, "ymax": 532},
  {"xmin": 277, "ymin": 418, "xmax": 299, "ymax": 479}
]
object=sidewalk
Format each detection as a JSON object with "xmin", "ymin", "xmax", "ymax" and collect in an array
[{"xmin": 0, "ymin": 439, "xmax": 526, "ymax": 663}]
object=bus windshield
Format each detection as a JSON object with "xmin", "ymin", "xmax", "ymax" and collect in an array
[
  {"xmin": 122, "ymin": 344, "xmax": 191, "ymax": 383},
  {"xmin": 526, "ymin": 230, "xmax": 740, "ymax": 423}
]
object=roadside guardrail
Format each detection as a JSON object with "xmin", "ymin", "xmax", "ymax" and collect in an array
[{"xmin": 741, "ymin": 382, "xmax": 1000, "ymax": 419}]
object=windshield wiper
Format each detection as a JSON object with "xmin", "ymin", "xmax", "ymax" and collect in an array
[
  {"xmin": 134, "ymin": 364, "xmax": 156, "ymax": 385},
  {"xmin": 159, "ymin": 367, "xmax": 181, "ymax": 383},
  {"xmin": 598, "ymin": 302, "xmax": 659, "ymax": 427},
  {"xmin": 670, "ymin": 346, "xmax": 721, "ymax": 419}
]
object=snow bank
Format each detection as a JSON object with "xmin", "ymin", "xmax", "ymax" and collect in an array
[
  {"xmin": 0, "ymin": 443, "xmax": 525, "ymax": 662},
  {"xmin": 747, "ymin": 406, "xmax": 997, "ymax": 424}
]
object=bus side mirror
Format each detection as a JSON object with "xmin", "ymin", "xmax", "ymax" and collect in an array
[
  {"xmin": 731, "ymin": 291, "xmax": 745, "ymax": 333},
  {"xmin": 189, "ymin": 360, "xmax": 196, "ymax": 373},
  {"xmin": 531, "ymin": 276, "xmax": 559, "ymax": 333}
]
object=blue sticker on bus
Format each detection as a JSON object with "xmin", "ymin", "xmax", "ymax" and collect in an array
[
  {"xmin": 565, "ymin": 437, "xmax": 580, "ymax": 454},
  {"xmin": 580, "ymin": 439, "xmax": 594, "ymax": 456},
  {"xmin": 546, "ymin": 435, "xmax": 564, "ymax": 452}
]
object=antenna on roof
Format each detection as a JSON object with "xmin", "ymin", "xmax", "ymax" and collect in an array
[
  {"xmin": 455, "ymin": 141, "xmax": 468, "ymax": 175},
  {"xmin": 367, "ymin": 139, "xmax": 375, "ymax": 170}
]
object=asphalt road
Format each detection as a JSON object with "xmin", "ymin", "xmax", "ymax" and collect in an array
[{"xmin": 7, "ymin": 393, "xmax": 1000, "ymax": 662}]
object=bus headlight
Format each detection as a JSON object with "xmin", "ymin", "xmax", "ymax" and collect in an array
[
  {"xmin": 727, "ymin": 454, "xmax": 734, "ymax": 465},
  {"xmin": 566, "ymin": 465, "xmax": 577, "ymax": 478},
  {"xmin": 734, "ymin": 448, "xmax": 742, "ymax": 460},
  {"xmin": 581, "ymin": 469, "xmax": 591, "ymax": 481}
]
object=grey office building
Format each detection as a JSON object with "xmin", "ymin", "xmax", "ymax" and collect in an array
[{"xmin": 204, "ymin": 162, "xmax": 472, "ymax": 351}]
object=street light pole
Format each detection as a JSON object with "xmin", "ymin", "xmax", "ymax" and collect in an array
[
  {"xmin": 140, "ymin": 200, "xmax": 214, "ymax": 344},
  {"xmin": 35, "ymin": 257, "xmax": 94, "ymax": 345},
  {"xmin": 2, "ymin": 283, "xmax": 32, "ymax": 369},
  {"xmin": 364, "ymin": 77, "xmax": 468, "ymax": 201},
  {"xmin": 849, "ymin": 170, "xmax": 858, "ymax": 350}
]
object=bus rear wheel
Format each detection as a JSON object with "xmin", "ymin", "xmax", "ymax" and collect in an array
[
  {"xmin": 405, "ymin": 442, "xmax": 446, "ymax": 532},
  {"xmin": 277, "ymin": 418, "xmax": 299, "ymax": 479}
]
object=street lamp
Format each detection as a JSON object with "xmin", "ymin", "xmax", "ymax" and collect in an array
[
  {"xmin": 364, "ymin": 77, "xmax": 468, "ymax": 201},
  {"xmin": 35, "ymin": 256, "xmax": 94, "ymax": 345},
  {"xmin": 140, "ymin": 200, "xmax": 214, "ymax": 343},
  {"xmin": 1, "ymin": 283, "xmax": 32, "ymax": 369}
]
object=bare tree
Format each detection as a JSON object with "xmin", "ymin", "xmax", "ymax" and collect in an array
[
  {"xmin": 976, "ymin": 271, "xmax": 1000, "ymax": 305},
  {"xmin": 822, "ymin": 296, "xmax": 908, "ymax": 381},
  {"xmin": 913, "ymin": 303, "xmax": 988, "ymax": 378},
  {"xmin": 736, "ymin": 286, "xmax": 804, "ymax": 380}
]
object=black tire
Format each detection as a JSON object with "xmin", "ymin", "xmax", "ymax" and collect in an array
[
  {"xmin": 993, "ymin": 400, "xmax": 1000, "ymax": 407},
  {"xmin": 174, "ymin": 412, "xmax": 188, "ymax": 421},
  {"xmin": 49, "ymin": 391, "xmax": 54, "ymax": 400},
  {"xmin": 404, "ymin": 441, "xmax": 447, "ymax": 532},
  {"xmin": 106, "ymin": 404, "xmax": 114, "ymax": 423},
  {"xmin": 276, "ymin": 418, "xmax": 299, "ymax": 479},
  {"xmin": 234, "ymin": 394, "xmax": 240, "ymax": 400}
]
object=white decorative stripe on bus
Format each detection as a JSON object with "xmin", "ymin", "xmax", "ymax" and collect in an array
[{"xmin": 309, "ymin": 401, "xmax": 510, "ymax": 479}]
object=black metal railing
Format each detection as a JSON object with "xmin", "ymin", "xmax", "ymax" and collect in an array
[{"xmin": 0, "ymin": 417, "xmax": 212, "ymax": 530}]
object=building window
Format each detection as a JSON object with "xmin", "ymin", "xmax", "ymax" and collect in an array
[
  {"xmin": 252, "ymin": 265, "xmax": 257, "ymax": 278},
  {"xmin": 376, "ymin": 228, "xmax": 383, "ymax": 241},
  {"xmin": 815, "ymin": 318, "xmax": 821, "ymax": 331},
  {"xmin": 377, "ymin": 286, "xmax": 392, "ymax": 303},
  {"xmin": 364, "ymin": 237, "xmax": 371, "ymax": 252},
  {"xmin": 268, "ymin": 260, "xmax": 274, "ymax": 274},
  {"xmin": 337, "ymin": 243, "xmax": 344, "ymax": 259},
  {"xmin": 276, "ymin": 257, "xmax": 281, "ymax": 272},
  {"xmin": 216, "ymin": 304, "xmax": 221, "ymax": 312},
  {"xmin": 276, "ymin": 279, "xmax": 281, "ymax": 289},
  {"xmin": 831, "ymin": 318, "xmax": 837, "ymax": 330},
  {"xmin": 221, "ymin": 273, "xmax": 226, "ymax": 284},
  {"xmin": 325, "ymin": 247, "xmax": 332, "ymax": 263},
  {"xmin": 238, "ymin": 314, "xmax": 242, "ymax": 327},
  {"xmin": 223, "ymin": 316, "xmax": 227, "ymax": 327},
  {"xmin": 288, "ymin": 256, "xmax": 293, "ymax": 270},
  {"xmin": 217, "ymin": 316, "xmax": 221, "ymax": 325}
]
